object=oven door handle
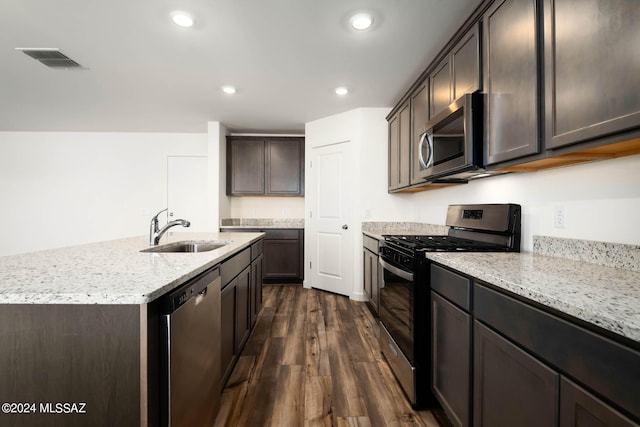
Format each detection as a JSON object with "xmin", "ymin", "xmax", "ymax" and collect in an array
[{"xmin": 379, "ymin": 258, "xmax": 414, "ymax": 282}]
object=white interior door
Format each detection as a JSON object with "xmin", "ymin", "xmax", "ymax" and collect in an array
[
  {"xmin": 309, "ymin": 142, "xmax": 354, "ymax": 296},
  {"xmin": 167, "ymin": 156, "xmax": 209, "ymax": 232}
]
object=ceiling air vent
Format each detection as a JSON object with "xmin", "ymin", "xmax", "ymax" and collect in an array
[{"xmin": 15, "ymin": 48, "xmax": 84, "ymax": 69}]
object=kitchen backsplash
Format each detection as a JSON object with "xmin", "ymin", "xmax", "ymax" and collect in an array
[
  {"xmin": 361, "ymin": 221, "xmax": 448, "ymax": 236},
  {"xmin": 533, "ymin": 236, "xmax": 640, "ymax": 272},
  {"xmin": 221, "ymin": 218, "xmax": 304, "ymax": 228}
]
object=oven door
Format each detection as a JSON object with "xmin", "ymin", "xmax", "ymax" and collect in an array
[{"xmin": 378, "ymin": 256, "xmax": 414, "ymax": 364}]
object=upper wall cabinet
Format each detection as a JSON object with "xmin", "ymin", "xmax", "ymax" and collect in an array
[
  {"xmin": 388, "ymin": 101, "xmax": 411, "ymax": 191},
  {"xmin": 430, "ymin": 23, "xmax": 481, "ymax": 120},
  {"xmin": 544, "ymin": 0, "xmax": 640, "ymax": 149},
  {"xmin": 410, "ymin": 82, "xmax": 429, "ymax": 185},
  {"xmin": 227, "ymin": 137, "xmax": 305, "ymax": 196},
  {"xmin": 483, "ymin": 0, "xmax": 541, "ymax": 166}
]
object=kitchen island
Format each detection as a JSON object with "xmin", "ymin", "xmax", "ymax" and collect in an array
[{"xmin": 0, "ymin": 231, "xmax": 263, "ymax": 427}]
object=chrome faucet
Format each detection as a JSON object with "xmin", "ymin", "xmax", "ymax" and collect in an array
[{"xmin": 149, "ymin": 208, "xmax": 191, "ymax": 246}]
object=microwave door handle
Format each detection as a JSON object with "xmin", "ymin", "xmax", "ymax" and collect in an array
[
  {"xmin": 418, "ymin": 132, "xmax": 429, "ymax": 169},
  {"xmin": 418, "ymin": 132, "xmax": 434, "ymax": 169}
]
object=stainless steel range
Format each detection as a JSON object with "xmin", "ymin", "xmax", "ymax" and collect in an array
[{"xmin": 378, "ymin": 203, "xmax": 521, "ymax": 409}]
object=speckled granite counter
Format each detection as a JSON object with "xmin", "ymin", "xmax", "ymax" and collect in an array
[
  {"xmin": 0, "ymin": 231, "xmax": 263, "ymax": 305},
  {"xmin": 363, "ymin": 222, "xmax": 640, "ymax": 343},
  {"xmin": 427, "ymin": 251, "xmax": 640, "ymax": 343},
  {"xmin": 220, "ymin": 218, "xmax": 304, "ymax": 229}
]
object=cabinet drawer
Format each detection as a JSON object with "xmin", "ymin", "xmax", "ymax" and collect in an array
[
  {"xmin": 221, "ymin": 248, "xmax": 251, "ymax": 286},
  {"xmin": 431, "ymin": 264, "xmax": 472, "ymax": 311},
  {"xmin": 263, "ymin": 229, "xmax": 300, "ymax": 240},
  {"xmin": 363, "ymin": 234, "xmax": 380, "ymax": 254},
  {"xmin": 474, "ymin": 283, "xmax": 640, "ymax": 421},
  {"xmin": 251, "ymin": 240, "xmax": 263, "ymax": 260}
]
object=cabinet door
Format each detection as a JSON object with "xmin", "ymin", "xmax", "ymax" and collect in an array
[
  {"xmin": 410, "ymin": 83, "xmax": 429, "ymax": 185},
  {"xmin": 432, "ymin": 292, "xmax": 471, "ymax": 427},
  {"xmin": 484, "ymin": 0, "xmax": 540, "ymax": 165},
  {"xmin": 250, "ymin": 254, "xmax": 263, "ymax": 327},
  {"xmin": 452, "ymin": 23, "xmax": 481, "ymax": 100},
  {"xmin": 266, "ymin": 139, "xmax": 304, "ymax": 195},
  {"xmin": 474, "ymin": 321, "xmax": 559, "ymax": 427},
  {"xmin": 430, "ymin": 57, "xmax": 452, "ymax": 118},
  {"xmin": 263, "ymin": 239, "xmax": 301, "ymax": 280},
  {"xmin": 388, "ymin": 113, "xmax": 400, "ymax": 191},
  {"xmin": 363, "ymin": 249, "xmax": 372, "ymax": 299},
  {"xmin": 220, "ymin": 280, "xmax": 236, "ymax": 386},
  {"xmin": 236, "ymin": 266, "xmax": 251, "ymax": 352},
  {"xmin": 363, "ymin": 249, "xmax": 379, "ymax": 314},
  {"xmin": 388, "ymin": 101, "xmax": 411, "ymax": 191},
  {"xmin": 560, "ymin": 377, "xmax": 639, "ymax": 427},
  {"xmin": 544, "ymin": 0, "xmax": 640, "ymax": 149},
  {"xmin": 227, "ymin": 138, "xmax": 265, "ymax": 195}
]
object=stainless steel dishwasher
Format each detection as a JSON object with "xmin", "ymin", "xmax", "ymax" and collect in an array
[{"xmin": 161, "ymin": 267, "xmax": 221, "ymax": 427}]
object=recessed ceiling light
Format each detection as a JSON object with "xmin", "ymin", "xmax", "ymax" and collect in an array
[
  {"xmin": 171, "ymin": 11, "xmax": 195, "ymax": 27},
  {"xmin": 350, "ymin": 13, "xmax": 373, "ymax": 31},
  {"xmin": 335, "ymin": 87, "xmax": 349, "ymax": 96},
  {"xmin": 222, "ymin": 85, "xmax": 237, "ymax": 94}
]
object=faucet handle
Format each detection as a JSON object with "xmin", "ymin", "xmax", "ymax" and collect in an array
[{"xmin": 152, "ymin": 208, "xmax": 168, "ymax": 221}]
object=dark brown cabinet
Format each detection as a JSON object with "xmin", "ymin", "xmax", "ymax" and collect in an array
[
  {"xmin": 430, "ymin": 23, "xmax": 481, "ymax": 120},
  {"xmin": 227, "ymin": 137, "xmax": 304, "ymax": 196},
  {"xmin": 220, "ymin": 280, "xmax": 236, "ymax": 386},
  {"xmin": 452, "ymin": 23, "xmax": 481, "ymax": 101},
  {"xmin": 429, "ymin": 263, "xmax": 640, "ymax": 426},
  {"xmin": 220, "ymin": 246, "xmax": 258, "ymax": 386},
  {"xmin": 263, "ymin": 234, "xmax": 302, "ymax": 282},
  {"xmin": 410, "ymin": 83, "xmax": 429, "ymax": 185},
  {"xmin": 362, "ymin": 234, "xmax": 379, "ymax": 314},
  {"xmin": 235, "ymin": 266, "xmax": 251, "ymax": 352},
  {"xmin": 474, "ymin": 321, "xmax": 559, "ymax": 427},
  {"xmin": 250, "ymin": 240, "xmax": 264, "ymax": 327},
  {"xmin": 223, "ymin": 228, "xmax": 303, "ymax": 283},
  {"xmin": 431, "ymin": 264, "xmax": 473, "ymax": 427},
  {"xmin": 560, "ymin": 377, "xmax": 639, "ymax": 427},
  {"xmin": 430, "ymin": 58, "xmax": 453, "ymax": 119},
  {"xmin": 544, "ymin": 0, "xmax": 640, "ymax": 150},
  {"xmin": 432, "ymin": 292, "xmax": 472, "ymax": 427},
  {"xmin": 388, "ymin": 101, "xmax": 411, "ymax": 191},
  {"xmin": 483, "ymin": 0, "xmax": 541, "ymax": 166}
]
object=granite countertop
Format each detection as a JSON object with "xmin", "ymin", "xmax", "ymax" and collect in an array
[
  {"xmin": 427, "ymin": 251, "xmax": 640, "ymax": 343},
  {"xmin": 362, "ymin": 222, "xmax": 640, "ymax": 343},
  {"xmin": 0, "ymin": 231, "xmax": 263, "ymax": 305}
]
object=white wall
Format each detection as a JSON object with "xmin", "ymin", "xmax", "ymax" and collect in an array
[
  {"xmin": 0, "ymin": 131, "xmax": 207, "ymax": 256},
  {"xmin": 230, "ymin": 197, "xmax": 305, "ymax": 218},
  {"xmin": 208, "ymin": 121, "xmax": 230, "ymax": 228}
]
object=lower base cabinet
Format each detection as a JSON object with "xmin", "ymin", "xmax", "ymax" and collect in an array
[
  {"xmin": 363, "ymin": 234, "xmax": 380, "ymax": 314},
  {"xmin": 430, "ymin": 263, "xmax": 640, "ymax": 427},
  {"xmin": 432, "ymin": 292, "xmax": 471, "ymax": 427},
  {"xmin": 474, "ymin": 321, "xmax": 559, "ymax": 427},
  {"xmin": 220, "ymin": 241, "xmax": 264, "ymax": 388},
  {"xmin": 560, "ymin": 378, "xmax": 638, "ymax": 427}
]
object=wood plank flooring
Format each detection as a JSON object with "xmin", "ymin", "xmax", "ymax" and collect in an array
[{"xmin": 214, "ymin": 285, "xmax": 441, "ymax": 427}]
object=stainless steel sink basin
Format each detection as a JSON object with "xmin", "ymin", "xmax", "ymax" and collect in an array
[{"xmin": 140, "ymin": 240, "xmax": 228, "ymax": 253}]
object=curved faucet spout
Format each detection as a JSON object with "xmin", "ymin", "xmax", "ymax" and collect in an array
[{"xmin": 149, "ymin": 210, "xmax": 191, "ymax": 246}]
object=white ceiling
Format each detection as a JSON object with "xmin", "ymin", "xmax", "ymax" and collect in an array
[{"xmin": 0, "ymin": 0, "xmax": 480, "ymax": 133}]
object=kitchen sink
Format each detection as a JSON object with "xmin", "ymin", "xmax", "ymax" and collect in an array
[{"xmin": 140, "ymin": 240, "xmax": 229, "ymax": 253}]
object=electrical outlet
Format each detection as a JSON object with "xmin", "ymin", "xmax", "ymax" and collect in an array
[{"xmin": 554, "ymin": 206, "xmax": 566, "ymax": 228}]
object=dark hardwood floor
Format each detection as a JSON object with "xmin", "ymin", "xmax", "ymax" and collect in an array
[{"xmin": 214, "ymin": 284, "xmax": 440, "ymax": 427}]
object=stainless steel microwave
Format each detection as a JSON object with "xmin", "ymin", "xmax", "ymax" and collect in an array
[{"xmin": 417, "ymin": 92, "xmax": 484, "ymax": 182}]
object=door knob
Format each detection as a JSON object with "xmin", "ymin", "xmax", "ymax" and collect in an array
[{"xmin": 342, "ymin": 224, "xmax": 348, "ymax": 230}]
